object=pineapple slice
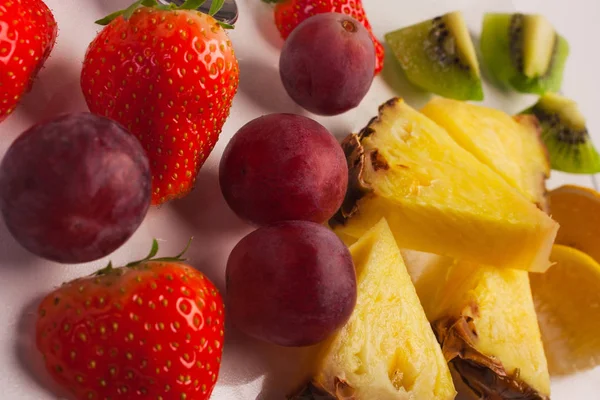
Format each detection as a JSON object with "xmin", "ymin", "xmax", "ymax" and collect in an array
[
  {"xmin": 415, "ymin": 259, "xmax": 551, "ymax": 400},
  {"xmin": 531, "ymin": 244, "xmax": 600, "ymax": 375},
  {"xmin": 292, "ymin": 219, "xmax": 456, "ymax": 400},
  {"xmin": 421, "ymin": 98, "xmax": 550, "ymax": 211},
  {"xmin": 330, "ymin": 98, "xmax": 558, "ymax": 272}
]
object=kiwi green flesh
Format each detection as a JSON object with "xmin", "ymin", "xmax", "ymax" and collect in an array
[
  {"xmin": 480, "ymin": 13, "xmax": 569, "ymax": 94},
  {"xmin": 511, "ymin": 35, "xmax": 569, "ymax": 94},
  {"xmin": 481, "ymin": 14, "xmax": 515, "ymax": 88},
  {"xmin": 385, "ymin": 15, "xmax": 483, "ymax": 101},
  {"xmin": 521, "ymin": 99, "xmax": 600, "ymax": 174}
]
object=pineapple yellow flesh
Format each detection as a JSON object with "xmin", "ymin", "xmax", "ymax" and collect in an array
[
  {"xmin": 301, "ymin": 219, "xmax": 456, "ymax": 400},
  {"xmin": 414, "ymin": 259, "xmax": 551, "ymax": 399},
  {"xmin": 330, "ymin": 98, "xmax": 558, "ymax": 272},
  {"xmin": 421, "ymin": 98, "xmax": 550, "ymax": 211},
  {"xmin": 514, "ymin": 114, "xmax": 551, "ymax": 212},
  {"xmin": 531, "ymin": 244, "xmax": 600, "ymax": 375}
]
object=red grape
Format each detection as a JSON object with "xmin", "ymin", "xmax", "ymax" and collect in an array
[
  {"xmin": 279, "ymin": 13, "xmax": 375, "ymax": 116},
  {"xmin": 0, "ymin": 113, "xmax": 151, "ymax": 263},
  {"xmin": 219, "ymin": 113, "xmax": 348, "ymax": 226},
  {"xmin": 226, "ymin": 221, "xmax": 357, "ymax": 347}
]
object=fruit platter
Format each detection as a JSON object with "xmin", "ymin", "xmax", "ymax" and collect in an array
[{"xmin": 1, "ymin": 0, "xmax": 600, "ymax": 399}]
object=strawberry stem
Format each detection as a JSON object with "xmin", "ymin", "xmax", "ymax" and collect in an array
[{"xmin": 94, "ymin": 238, "xmax": 193, "ymax": 275}]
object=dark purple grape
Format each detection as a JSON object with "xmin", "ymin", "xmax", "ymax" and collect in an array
[
  {"xmin": 226, "ymin": 221, "xmax": 356, "ymax": 347},
  {"xmin": 0, "ymin": 113, "xmax": 151, "ymax": 263},
  {"xmin": 279, "ymin": 12, "xmax": 375, "ymax": 116},
  {"xmin": 219, "ymin": 113, "xmax": 348, "ymax": 226}
]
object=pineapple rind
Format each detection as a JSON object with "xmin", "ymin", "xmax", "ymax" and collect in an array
[
  {"xmin": 434, "ymin": 316, "xmax": 548, "ymax": 400},
  {"xmin": 330, "ymin": 98, "xmax": 558, "ymax": 272},
  {"xmin": 419, "ymin": 261, "xmax": 551, "ymax": 399},
  {"xmin": 312, "ymin": 219, "xmax": 456, "ymax": 400}
]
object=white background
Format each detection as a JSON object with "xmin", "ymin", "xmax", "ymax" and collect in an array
[{"xmin": 0, "ymin": 0, "xmax": 598, "ymax": 399}]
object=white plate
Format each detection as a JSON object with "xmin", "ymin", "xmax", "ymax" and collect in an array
[{"xmin": 1, "ymin": 0, "xmax": 599, "ymax": 399}]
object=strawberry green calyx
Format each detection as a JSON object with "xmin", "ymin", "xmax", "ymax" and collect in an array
[
  {"xmin": 94, "ymin": 238, "xmax": 193, "ymax": 276},
  {"xmin": 95, "ymin": 0, "xmax": 232, "ymax": 28}
]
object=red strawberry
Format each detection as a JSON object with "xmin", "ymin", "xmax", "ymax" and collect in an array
[
  {"xmin": 36, "ymin": 240, "xmax": 225, "ymax": 400},
  {"xmin": 81, "ymin": 1, "xmax": 239, "ymax": 205},
  {"xmin": 0, "ymin": 0, "xmax": 57, "ymax": 122},
  {"xmin": 265, "ymin": 0, "xmax": 384, "ymax": 74}
]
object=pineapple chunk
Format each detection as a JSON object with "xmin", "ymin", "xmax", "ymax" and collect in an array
[
  {"xmin": 398, "ymin": 99, "xmax": 552, "ymax": 399},
  {"xmin": 330, "ymin": 98, "xmax": 558, "ymax": 272},
  {"xmin": 415, "ymin": 259, "xmax": 551, "ymax": 399},
  {"xmin": 421, "ymin": 98, "xmax": 550, "ymax": 211},
  {"xmin": 293, "ymin": 219, "xmax": 456, "ymax": 400}
]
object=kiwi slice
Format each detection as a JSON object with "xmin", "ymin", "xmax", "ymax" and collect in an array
[
  {"xmin": 521, "ymin": 93, "xmax": 600, "ymax": 174},
  {"xmin": 385, "ymin": 11, "xmax": 483, "ymax": 101},
  {"xmin": 481, "ymin": 13, "xmax": 569, "ymax": 94}
]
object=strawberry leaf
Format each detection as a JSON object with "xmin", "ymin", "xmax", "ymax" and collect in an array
[
  {"xmin": 94, "ymin": 261, "xmax": 115, "ymax": 276},
  {"xmin": 95, "ymin": 9, "xmax": 128, "ymax": 26},
  {"xmin": 96, "ymin": 0, "xmax": 231, "ymax": 26},
  {"xmin": 122, "ymin": 0, "xmax": 145, "ymax": 20},
  {"xmin": 218, "ymin": 21, "xmax": 235, "ymax": 29},
  {"xmin": 146, "ymin": 239, "xmax": 161, "ymax": 259},
  {"xmin": 124, "ymin": 237, "xmax": 193, "ymax": 267},
  {"xmin": 152, "ymin": 237, "xmax": 193, "ymax": 262},
  {"xmin": 180, "ymin": 0, "xmax": 208, "ymax": 10},
  {"xmin": 95, "ymin": 0, "xmax": 171, "ymax": 26},
  {"xmin": 94, "ymin": 237, "xmax": 193, "ymax": 275},
  {"xmin": 126, "ymin": 239, "xmax": 160, "ymax": 266},
  {"xmin": 209, "ymin": 0, "xmax": 225, "ymax": 16}
]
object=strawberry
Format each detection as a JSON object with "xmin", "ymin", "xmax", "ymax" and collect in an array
[
  {"xmin": 264, "ymin": 0, "xmax": 384, "ymax": 74},
  {"xmin": 36, "ymin": 240, "xmax": 225, "ymax": 400},
  {"xmin": 0, "ymin": 0, "xmax": 57, "ymax": 122},
  {"xmin": 81, "ymin": 0, "xmax": 239, "ymax": 205}
]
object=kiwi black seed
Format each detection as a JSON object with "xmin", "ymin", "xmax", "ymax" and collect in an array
[
  {"xmin": 427, "ymin": 16, "xmax": 470, "ymax": 72},
  {"xmin": 508, "ymin": 14, "xmax": 525, "ymax": 73}
]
